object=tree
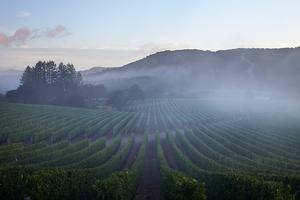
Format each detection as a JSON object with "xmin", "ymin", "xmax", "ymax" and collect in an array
[
  {"xmin": 20, "ymin": 66, "xmax": 34, "ymax": 88},
  {"xmin": 81, "ymin": 84, "xmax": 107, "ymax": 99},
  {"xmin": 76, "ymin": 72, "xmax": 83, "ymax": 86},
  {"xmin": 6, "ymin": 61, "xmax": 84, "ymax": 107},
  {"xmin": 107, "ymin": 84, "xmax": 145, "ymax": 110},
  {"xmin": 127, "ymin": 84, "xmax": 145, "ymax": 100}
]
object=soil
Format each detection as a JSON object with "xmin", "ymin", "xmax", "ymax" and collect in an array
[
  {"xmin": 70, "ymin": 132, "xmax": 86, "ymax": 143},
  {"xmin": 88, "ymin": 131, "xmax": 102, "ymax": 142},
  {"xmin": 124, "ymin": 141, "xmax": 141, "ymax": 169},
  {"xmin": 160, "ymin": 138, "xmax": 179, "ymax": 170},
  {"xmin": 134, "ymin": 139, "xmax": 162, "ymax": 200}
]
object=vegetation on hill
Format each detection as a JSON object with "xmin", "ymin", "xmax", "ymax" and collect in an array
[
  {"xmin": 82, "ymin": 47, "xmax": 300, "ymax": 98},
  {"xmin": 4, "ymin": 61, "xmax": 145, "ymax": 109}
]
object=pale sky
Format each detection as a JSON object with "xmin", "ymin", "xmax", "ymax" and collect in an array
[{"xmin": 1, "ymin": 0, "xmax": 300, "ymax": 70}]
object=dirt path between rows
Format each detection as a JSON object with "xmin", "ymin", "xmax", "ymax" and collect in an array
[
  {"xmin": 160, "ymin": 138, "xmax": 179, "ymax": 170},
  {"xmin": 124, "ymin": 140, "xmax": 141, "ymax": 169},
  {"xmin": 134, "ymin": 138, "xmax": 162, "ymax": 200}
]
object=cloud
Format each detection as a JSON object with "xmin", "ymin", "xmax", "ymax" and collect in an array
[
  {"xmin": 0, "ymin": 27, "xmax": 31, "ymax": 46},
  {"xmin": 0, "ymin": 26, "xmax": 71, "ymax": 46},
  {"xmin": 16, "ymin": 11, "xmax": 31, "ymax": 18},
  {"xmin": 44, "ymin": 25, "xmax": 71, "ymax": 38},
  {"xmin": 0, "ymin": 33, "xmax": 9, "ymax": 46}
]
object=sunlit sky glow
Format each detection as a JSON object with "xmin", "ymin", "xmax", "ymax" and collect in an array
[{"xmin": 1, "ymin": 0, "xmax": 300, "ymax": 70}]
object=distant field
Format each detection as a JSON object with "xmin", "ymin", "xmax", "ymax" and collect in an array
[{"xmin": 0, "ymin": 100, "xmax": 299, "ymax": 200}]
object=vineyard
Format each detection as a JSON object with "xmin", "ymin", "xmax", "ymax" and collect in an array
[{"xmin": 0, "ymin": 99, "xmax": 300, "ymax": 200}]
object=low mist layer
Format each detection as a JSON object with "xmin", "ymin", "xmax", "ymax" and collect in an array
[{"xmin": 83, "ymin": 47, "xmax": 300, "ymax": 100}]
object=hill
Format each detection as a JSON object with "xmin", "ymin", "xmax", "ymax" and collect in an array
[
  {"xmin": 82, "ymin": 47, "xmax": 300, "ymax": 98},
  {"xmin": 2, "ymin": 47, "xmax": 300, "ymax": 98},
  {"xmin": 80, "ymin": 66, "xmax": 107, "ymax": 76}
]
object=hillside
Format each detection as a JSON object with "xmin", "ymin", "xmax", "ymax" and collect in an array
[
  {"xmin": 2, "ymin": 47, "xmax": 300, "ymax": 98},
  {"xmin": 83, "ymin": 47, "xmax": 300, "ymax": 98},
  {"xmin": 80, "ymin": 66, "xmax": 107, "ymax": 76}
]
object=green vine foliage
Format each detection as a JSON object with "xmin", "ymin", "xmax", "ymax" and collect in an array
[
  {"xmin": 92, "ymin": 170, "xmax": 137, "ymax": 200},
  {"xmin": 161, "ymin": 167, "xmax": 206, "ymax": 200}
]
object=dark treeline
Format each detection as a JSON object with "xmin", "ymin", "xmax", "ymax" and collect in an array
[
  {"xmin": 5, "ymin": 61, "xmax": 145, "ymax": 108},
  {"xmin": 106, "ymin": 84, "xmax": 145, "ymax": 110},
  {"xmin": 6, "ymin": 61, "xmax": 104, "ymax": 107}
]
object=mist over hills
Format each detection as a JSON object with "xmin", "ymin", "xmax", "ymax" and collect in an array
[
  {"xmin": 82, "ymin": 47, "xmax": 300, "ymax": 98},
  {"xmin": 1, "ymin": 47, "xmax": 300, "ymax": 98},
  {"xmin": 0, "ymin": 69, "xmax": 22, "ymax": 94}
]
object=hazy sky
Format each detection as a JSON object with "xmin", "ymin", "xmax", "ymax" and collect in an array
[{"xmin": 1, "ymin": 0, "xmax": 300, "ymax": 70}]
